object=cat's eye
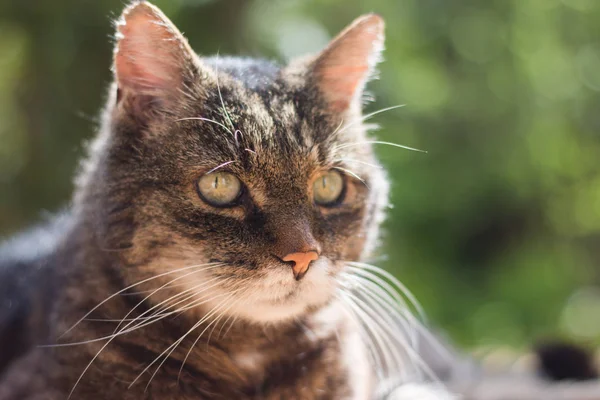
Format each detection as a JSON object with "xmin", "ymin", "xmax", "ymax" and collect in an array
[
  {"xmin": 197, "ymin": 172, "xmax": 242, "ymax": 207},
  {"xmin": 313, "ymin": 170, "xmax": 345, "ymax": 206}
]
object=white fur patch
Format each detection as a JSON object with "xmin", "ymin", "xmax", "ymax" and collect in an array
[
  {"xmin": 233, "ymin": 350, "xmax": 265, "ymax": 372},
  {"xmin": 220, "ymin": 257, "xmax": 337, "ymax": 323}
]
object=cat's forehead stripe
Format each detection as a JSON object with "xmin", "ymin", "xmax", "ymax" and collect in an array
[{"xmin": 243, "ymin": 92, "xmax": 275, "ymax": 144}]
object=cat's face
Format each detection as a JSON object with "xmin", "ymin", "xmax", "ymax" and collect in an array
[{"xmin": 79, "ymin": 2, "xmax": 388, "ymax": 323}]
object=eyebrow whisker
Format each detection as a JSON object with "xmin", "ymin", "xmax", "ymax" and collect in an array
[
  {"xmin": 174, "ymin": 117, "xmax": 233, "ymax": 135},
  {"xmin": 332, "ymin": 166, "xmax": 369, "ymax": 189},
  {"xmin": 205, "ymin": 160, "xmax": 236, "ymax": 175}
]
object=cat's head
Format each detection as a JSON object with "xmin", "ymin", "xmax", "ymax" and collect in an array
[{"xmin": 77, "ymin": 1, "xmax": 389, "ymax": 323}]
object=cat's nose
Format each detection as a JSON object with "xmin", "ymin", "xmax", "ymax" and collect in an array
[{"xmin": 283, "ymin": 251, "xmax": 319, "ymax": 281}]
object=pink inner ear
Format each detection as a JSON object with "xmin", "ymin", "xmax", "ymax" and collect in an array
[
  {"xmin": 114, "ymin": 3, "xmax": 185, "ymax": 94},
  {"xmin": 313, "ymin": 14, "xmax": 384, "ymax": 113}
]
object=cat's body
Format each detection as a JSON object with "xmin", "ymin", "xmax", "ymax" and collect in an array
[{"xmin": 1, "ymin": 3, "xmax": 597, "ymax": 400}]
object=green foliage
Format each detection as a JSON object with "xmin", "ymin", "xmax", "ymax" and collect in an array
[{"xmin": 1, "ymin": 0, "xmax": 599, "ymax": 349}]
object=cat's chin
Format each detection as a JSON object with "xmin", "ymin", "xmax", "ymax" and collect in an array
[{"xmin": 235, "ymin": 258, "xmax": 338, "ymax": 323}]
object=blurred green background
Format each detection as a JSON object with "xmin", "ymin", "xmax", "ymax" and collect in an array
[{"xmin": 1, "ymin": 0, "xmax": 600, "ymax": 351}]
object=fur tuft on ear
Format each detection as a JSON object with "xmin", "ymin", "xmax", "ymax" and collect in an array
[
  {"xmin": 113, "ymin": 1, "xmax": 197, "ymax": 101},
  {"xmin": 311, "ymin": 14, "xmax": 385, "ymax": 113}
]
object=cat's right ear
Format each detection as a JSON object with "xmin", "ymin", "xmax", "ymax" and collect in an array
[{"xmin": 113, "ymin": 1, "xmax": 198, "ymax": 118}]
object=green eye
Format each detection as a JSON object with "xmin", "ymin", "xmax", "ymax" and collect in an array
[
  {"xmin": 197, "ymin": 172, "xmax": 242, "ymax": 207},
  {"xmin": 313, "ymin": 170, "xmax": 345, "ymax": 206}
]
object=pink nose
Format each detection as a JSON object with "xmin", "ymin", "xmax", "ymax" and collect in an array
[{"xmin": 283, "ymin": 251, "xmax": 319, "ymax": 281}]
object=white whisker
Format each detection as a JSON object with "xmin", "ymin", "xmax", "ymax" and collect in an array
[
  {"xmin": 339, "ymin": 274, "xmax": 417, "ymax": 348},
  {"xmin": 55, "ymin": 277, "xmax": 226, "ymax": 347},
  {"xmin": 344, "ymin": 266, "xmax": 410, "ymax": 313},
  {"xmin": 205, "ymin": 160, "xmax": 236, "ymax": 175},
  {"xmin": 347, "ymin": 262, "xmax": 425, "ymax": 320},
  {"xmin": 59, "ymin": 262, "xmax": 222, "ymax": 339},
  {"xmin": 177, "ymin": 290, "xmax": 247, "ymax": 383},
  {"xmin": 337, "ymin": 293, "xmax": 394, "ymax": 379},
  {"xmin": 335, "ymin": 104, "xmax": 406, "ymax": 136},
  {"xmin": 112, "ymin": 265, "xmax": 224, "ymax": 334},
  {"xmin": 352, "ymin": 274, "xmax": 452, "ymax": 365},
  {"xmin": 330, "ymin": 118, "xmax": 345, "ymax": 137},
  {"xmin": 341, "ymin": 279, "xmax": 441, "ymax": 384},
  {"xmin": 118, "ymin": 281, "xmax": 189, "ymax": 296},
  {"xmin": 132, "ymin": 290, "xmax": 242, "ymax": 390},
  {"xmin": 333, "ymin": 166, "xmax": 369, "ymax": 188},
  {"xmin": 65, "ymin": 272, "xmax": 228, "ymax": 399},
  {"xmin": 335, "ymin": 140, "xmax": 426, "ymax": 153},
  {"xmin": 174, "ymin": 117, "xmax": 232, "ymax": 134},
  {"xmin": 333, "ymin": 158, "xmax": 382, "ymax": 169},
  {"xmin": 215, "ymin": 53, "xmax": 236, "ymax": 133}
]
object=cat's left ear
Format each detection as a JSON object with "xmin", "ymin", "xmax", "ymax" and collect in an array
[
  {"xmin": 113, "ymin": 1, "xmax": 199, "ymax": 115},
  {"xmin": 309, "ymin": 14, "xmax": 384, "ymax": 113}
]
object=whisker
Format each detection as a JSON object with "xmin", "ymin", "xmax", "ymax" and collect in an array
[
  {"xmin": 330, "ymin": 118, "xmax": 345, "ymax": 137},
  {"xmin": 344, "ymin": 266, "xmax": 410, "ymax": 311},
  {"xmin": 335, "ymin": 104, "xmax": 406, "ymax": 136},
  {"xmin": 333, "ymin": 158, "xmax": 382, "ymax": 169},
  {"xmin": 217, "ymin": 309, "xmax": 237, "ymax": 339},
  {"xmin": 342, "ymin": 290, "xmax": 415, "ymax": 383},
  {"xmin": 84, "ymin": 316, "xmax": 162, "ymax": 322},
  {"xmin": 174, "ymin": 117, "xmax": 233, "ymax": 134},
  {"xmin": 337, "ymin": 293, "xmax": 393, "ymax": 379},
  {"xmin": 206, "ymin": 293, "xmax": 244, "ymax": 347},
  {"xmin": 338, "ymin": 292, "xmax": 395, "ymax": 378},
  {"xmin": 345, "ymin": 264, "xmax": 452, "ymax": 362},
  {"xmin": 345, "ymin": 272, "xmax": 452, "ymax": 365},
  {"xmin": 64, "ymin": 275, "xmax": 230, "ymax": 398},
  {"xmin": 215, "ymin": 53, "xmax": 236, "ymax": 133},
  {"xmin": 220, "ymin": 311, "xmax": 241, "ymax": 339},
  {"xmin": 334, "ymin": 140, "xmax": 426, "ymax": 153},
  {"xmin": 234, "ymin": 130, "xmax": 243, "ymax": 147},
  {"xmin": 54, "ymin": 277, "xmax": 226, "ymax": 347},
  {"xmin": 347, "ymin": 262, "xmax": 425, "ymax": 320},
  {"xmin": 342, "ymin": 287, "xmax": 440, "ymax": 383},
  {"xmin": 205, "ymin": 160, "xmax": 236, "ymax": 175},
  {"xmin": 335, "ymin": 297, "xmax": 384, "ymax": 378},
  {"xmin": 340, "ymin": 274, "xmax": 418, "ymax": 351},
  {"xmin": 112, "ymin": 265, "xmax": 224, "ymax": 334},
  {"xmin": 128, "ymin": 276, "xmax": 230, "ymax": 324},
  {"xmin": 132, "ymin": 290, "xmax": 242, "ymax": 390},
  {"xmin": 333, "ymin": 166, "xmax": 369, "ymax": 188},
  {"xmin": 177, "ymin": 291, "xmax": 246, "ymax": 383},
  {"xmin": 59, "ymin": 262, "xmax": 222, "ymax": 339},
  {"xmin": 345, "ymin": 290, "xmax": 408, "ymax": 365},
  {"xmin": 118, "ymin": 281, "xmax": 190, "ymax": 296}
]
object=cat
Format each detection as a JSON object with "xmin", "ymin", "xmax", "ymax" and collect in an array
[
  {"xmin": 0, "ymin": 1, "xmax": 453, "ymax": 399},
  {"xmin": 2, "ymin": 2, "xmax": 598, "ymax": 400}
]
